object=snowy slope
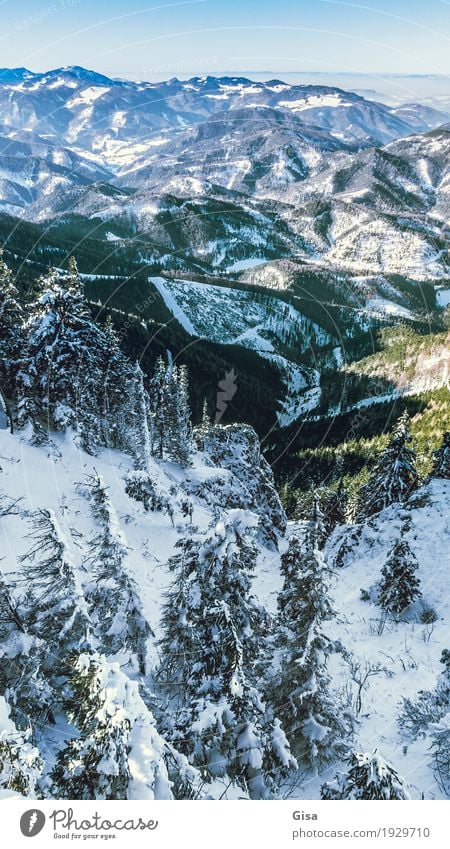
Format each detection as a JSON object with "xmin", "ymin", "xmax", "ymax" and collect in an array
[
  {"xmin": 1, "ymin": 428, "xmax": 448, "ymax": 799},
  {"xmin": 319, "ymin": 484, "xmax": 450, "ymax": 800}
]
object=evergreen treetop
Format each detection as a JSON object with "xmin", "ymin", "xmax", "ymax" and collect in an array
[
  {"xmin": 431, "ymin": 432, "xmax": 450, "ymax": 480},
  {"xmin": 321, "ymin": 750, "xmax": 410, "ymax": 800},
  {"xmin": 356, "ymin": 412, "xmax": 418, "ymax": 521},
  {"xmin": 378, "ymin": 538, "xmax": 421, "ymax": 615}
]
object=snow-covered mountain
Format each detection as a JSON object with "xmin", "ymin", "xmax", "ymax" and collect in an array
[
  {"xmin": 114, "ymin": 107, "xmax": 358, "ymax": 195},
  {"xmin": 0, "ymin": 66, "xmax": 448, "ymax": 285},
  {"xmin": 0, "ymin": 67, "xmax": 443, "ymax": 162},
  {"xmin": 0, "ymin": 126, "xmax": 113, "ymax": 216}
]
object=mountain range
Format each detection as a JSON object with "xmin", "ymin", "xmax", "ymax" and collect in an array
[{"xmin": 0, "ymin": 66, "xmax": 449, "ymax": 442}]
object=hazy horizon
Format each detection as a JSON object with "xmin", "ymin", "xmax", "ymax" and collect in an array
[{"xmin": 2, "ymin": 0, "xmax": 450, "ymax": 81}]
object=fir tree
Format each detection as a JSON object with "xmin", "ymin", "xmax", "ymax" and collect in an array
[
  {"xmin": 0, "ymin": 571, "xmax": 52, "ymax": 729},
  {"xmin": 76, "ymin": 363, "xmax": 104, "ymax": 455},
  {"xmin": 148, "ymin": 358, "xmax": 193, "ymax": 466},
  {"xmin": 321, "ymin": 477, "xmax": 348, "ymax": 537},
  {"xmin": 273, "ymin": 529, "xmax": 352, "ymax": 771},
  {"xmin": 150, "ymin": 356, "xmax": 167, "ymax": 459},
  {"xmin": 399, "ymin": 650, "xmax": 450, "ymax": 740},
  {"xmin": 431, "ymin": 432, "xmax": 450, "ymax": 480},
  {"xmin": 126, "ymin": 362, "xmax": 152, "ymax": 471},
  {"xmin": 430, "ymin": 712, "xmax": 450, "ymax": 796},
  {"xmin": 51, "ymin": 654, "xmax": 173, "ymax": 800},
  {"xmin": 98, "ymin": 315, "xmax": 129, "ymax": 449},
  {"xmin": 19, "ymin": 509, "xmax": 91, "ymax": 662},
  {"xmin": 0, "ymin": 250, "xmax": 23, "ymax": 399},
  {"xmin": 321, "ymin": 750, "xmax": 410, "ymax": 799},
  {"xmin": 82, "ymin": 473, "xmax": 152, "ymax": 673},
  {"xmin": 194, "ymin": 398, "xmax": 212, "ymax": 451},
  {"xmin": 0, "ymin": 696, "xmax": 42, "ymax": 797},
  {"xmin": 378, "ymin": 539, "xmax": 421, "ymax": 615},
  {"xmin": 158, "ymin": 513, "xmax": 294, "ymax": 798},
  {"xmin": 24, "ymin": 263, "xmax": 92, "ymax": 429},
  {"xmin": 356, "ymin": 413, "xmax": 418, "ymax": 521},
  {"xmin": 24, "ymin": 260, "xmax": 127, "ymax": 443},
  {"xmin": 0, "ymin": 571, "xmax": 26, "ymax": 640},
  {"xmin": 165, "ymin": 365, "xmax": 193, "ymax": 467}
]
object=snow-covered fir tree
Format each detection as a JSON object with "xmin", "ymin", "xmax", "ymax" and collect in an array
[
  {"xmin": 158, "ymin": 512, "xmax": 295, "ymax": 798},
  {"xmin": 150, "ymin": 356, "xmax": 167, "ymax": 459},
  {"xmin": 82, "ymin": 472, "xmax": 152, "ymax": 673},
  {"xmin": 321, "ymin": 477, "xmax": 348, "ymax": 537},
  {"xmin": 23, "ymin": 259, "xmax": 127, "ymax": 441},
  {"xmin": 321, "ymin": 750, "xmax": 410, "ymax": 799},
  {"xmin": 272, "ymin": 525, "xmax": 352, "ymax": 771},
  {"xmin": 24, "ymin": 261, "xmax": 90, "ymax": 429},
  {"xmin": 356, "ymin": 412, "xmax": 418, "ymax": 521},
  {"xmin": 431, "ymin": 432, "xmax": 450, "ymax": 479},
  {"xmin": 93, "ymin": 314, "xmax": 131, "ymax": 450},
  {"xmin": 19, "ymin": 508, "xmax": 91, "ymax": 662},
  {"xmin": 195, "ymin": 398, "xmax": 212, "ymax": 450},
  {"xmin": 125, "ymin": 362, "xmax": 152, "ymax": 470},
  {"xmin": 165, "ymin": 364, "xmax": 193, "ymax": 467},
  {"xmin": 430, "ymin": 712, "xmax": 450, "ymax": 796},
  {"xmin": 399, "ymin": 650, "xmax": 450, "ymax": 740},
  {"xmin": 378, "ymin": 538, "xmax": 421, "ymax": 615},
  {"xmin": 0, "ymin": 570, "xmax": 26, "ymax": 641},
  {"xmin": 0, "ymin": 251, "xmax": 22, "ymax": 401},
  {"xmin": 0, "ymin": 568, "xmax": 54, "ymax": 731},
  {"xmin": 0, "ymin": 696, "xmax": 42, "ymax": 798},
  {"xmin": 51, "ymin": 654, "xmax": 173, "ymax": 800},
  {"xmin": 76, "ymin": 363, "xmax": 104, "ymax": 455},
  {"xmin": 149, "ymin": 358, "xmax": 193, "ymax": 466}
]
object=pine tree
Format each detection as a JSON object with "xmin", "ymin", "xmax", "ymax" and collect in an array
[
  {"xmin": 165, "ymin": 365, "xmax": 193, "ymax": 467},
  {"xmin": 0, "ymin": 572, "xmax": 53, "ymax": 729},
  {"xmin": 98, "ymin": 315, "xmax": 129, "ymax": 449},
  {"xmin": 82, "ymin": 473, "xmax": 152, "ymax": 673},
  {"xmin": 51, "ymin": 654, "xmax": 173, "ymax": 800},
  {"xmin": 307, "ymin": 496, "xmax": 327, "ymax": 550},
  {"xmin": 0, "ymin": 250, "xmax": 23, "ymax": 399},
  {"xmin": 431, "ymin": 432, "xmax": 450, "ymax": 479},
  {"xmin": 0, "ymin": 696, "xmax": 42, "ymax": 797},
  {"xmin": 126, "ymin": 362, "xmax": 152, "ymax": 470},
  {"xmin": 150, "ymin": 356, "xmax": 167, "ymax": 459},
  {"xmin": 321, "ymin": 750, "xmax": 410, "ymax": 799},
  {"xmin": 24, "ymin": 260, "xmax": 126, "ymax": 443},
  {"xmin": 399, "ymin": 650, "xmax": 450, "ymax": 740},
  {"xmin": 378, "ymin": 539, "xmax": 421, "ymax": 615},
  {"xmin": 19, "ymin": 509, "xmax": 91, "ymax": 662},
  {"xmin": 158, "ymin": 513, "xmax": 294, "ymax": 798},
  {"xmin": 321, "ymin": 477, "xmax": 348, "ymax": 536},
  {"xmin": 0, "ymin": 571, "xmax": 26, "ymax": 641},
  {"xmin": 194, "ymin": 398, "xmax": 213, "ymax": 451},
  {"xmin": 76, "ymin": 363, "xmax": 104, "ymax": 455},
  {"xmin": 430, "ymin": 712, "xmax": 450, "ymax": 795},
  {"xmin": 273, "ymin": 529, "xmax": 352, "ymax": 771},
  {"xmin": 356, "ymin": 413, "xmax": 418, "ymax": 521},
  {"xmin": 24, "ymin": 263, "xmax": 90, "ymax": 429}
]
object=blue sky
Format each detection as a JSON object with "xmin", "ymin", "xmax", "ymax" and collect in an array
[{"xmin": 2, "ymin": 0, "xmax": 450, "ymax": 81}]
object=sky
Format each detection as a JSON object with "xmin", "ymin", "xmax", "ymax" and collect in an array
[{"xmin": 2, "ymin": 0, "xmax": 450, "ymax": 86}]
